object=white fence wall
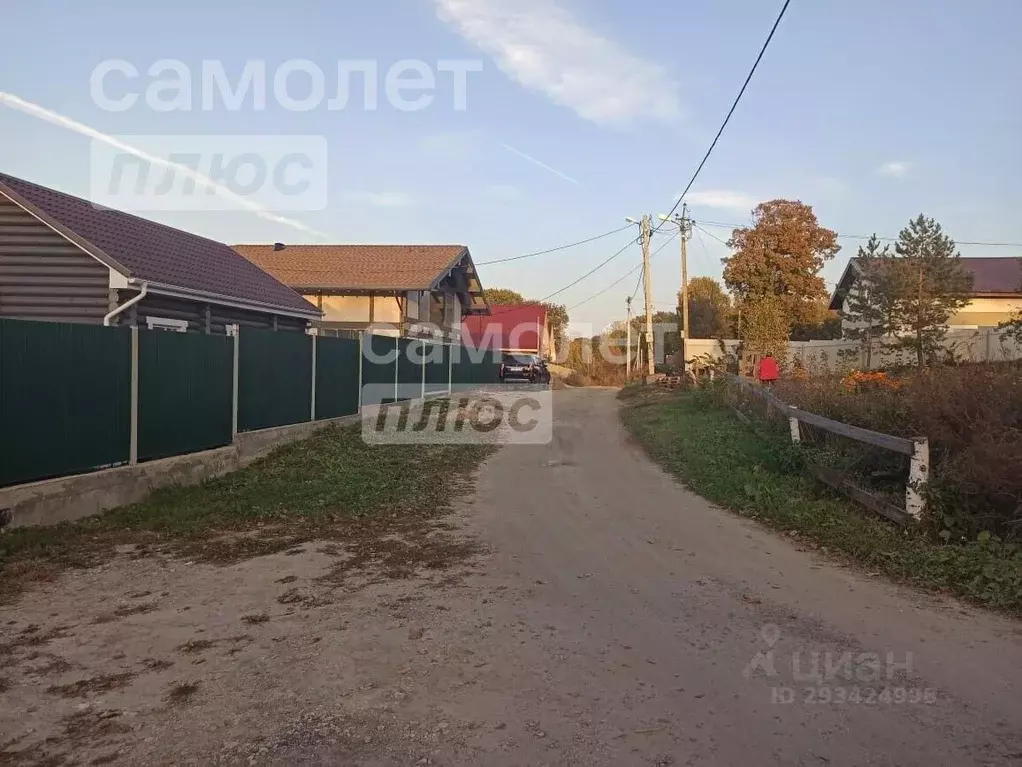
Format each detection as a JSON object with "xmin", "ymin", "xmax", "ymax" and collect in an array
[{"xmin": 687, "ymin": 327, "xmax": 1022, "ymax": 372}]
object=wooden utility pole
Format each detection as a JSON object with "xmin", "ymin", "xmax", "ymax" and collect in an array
[
  {"xmin": 640, "ymin": 214, "xmax": 655, "ymax": 379},
  {"xmin": 625, "ymin": 295, "xmax": 633, "ymax": 380}
]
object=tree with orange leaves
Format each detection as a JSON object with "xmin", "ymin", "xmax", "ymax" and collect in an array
[{"xmin": 723, "ymin": 199, "xmax": 841, "ymax": 329}]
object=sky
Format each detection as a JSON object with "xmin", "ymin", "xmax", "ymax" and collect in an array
[{"xmin": 1, "ymin": 0, "xmax": 1020, "ymax": 330}]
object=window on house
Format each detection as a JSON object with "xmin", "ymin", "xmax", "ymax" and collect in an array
[{"xmin": 145, "ymin": 316, "xmax": 188, "ymax": 333}]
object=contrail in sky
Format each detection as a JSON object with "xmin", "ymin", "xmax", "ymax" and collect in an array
[
  {"xmin": 500, "ymin": 142, "xmax": 583, "ymax": 187},
  {"xmin": 0, "ymin": 91, "xmax": 330, "ymax": 238}
]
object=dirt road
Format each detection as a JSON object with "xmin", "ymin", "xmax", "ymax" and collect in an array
[{"xmin": 3, "ymin": 388, "xmax": 1021, "ymax": 765}]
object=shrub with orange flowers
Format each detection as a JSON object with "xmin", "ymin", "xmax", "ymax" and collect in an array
[{"xmin": 841, "ymin": 370, "xmax": 902, "ymax": 391}]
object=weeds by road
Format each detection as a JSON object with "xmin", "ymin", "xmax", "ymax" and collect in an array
[
  {"xmin": 619, "ymin": 387, "xmax": 1022, "ymax": 614},
  {"xmin": 0, "ymin": 425, "xmax": 495, "ymax": 605}
]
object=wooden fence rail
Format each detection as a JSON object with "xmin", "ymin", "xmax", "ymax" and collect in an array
[{"xmin": 728, "ymin": 375, "xmax": 928, "ymax": 524}]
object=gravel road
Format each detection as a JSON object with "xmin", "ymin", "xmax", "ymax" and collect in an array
[{"xmin": 3, "ymin": 387, "xmax": 1021, "ymax": 765}]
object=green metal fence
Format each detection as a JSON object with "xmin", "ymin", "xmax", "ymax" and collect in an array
[
  {"xmin": 138, "ymin": 329, "xmax": 233, "ymax": 461},
  {"xmin": 424, "ymin": 342, "xmax": 450, "ymax": 394},
  {"xmin": 0, "ymin": 318, "xmax": 131, "ymax": 488},
  {"xmin": 238, "ymin": 328, "xmax": 313, "ymax": 432},
  {"xmin": 362, "ymin": 333, "xmax": 398, "ymax": 402},
  {"xmin": 396, "ymin": 338, "xmax": 422, "ymax": 399},
  {"xmin": 451, "ymin": 345, "xmax": 501, "ymax": 385},
  {"xmin": 315, "ymin": 336, "xmax": 360, "ymax": 419},
  {"xmin": 0, "ymin": 323, "xmax": 507, "ymax": 490}
]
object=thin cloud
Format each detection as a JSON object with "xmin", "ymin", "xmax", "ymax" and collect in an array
[
  {"xmin": 684, "ymin": 190, "xmax": 759, "ymax": 213},
  {"xmin": 877, "ymin": 161, "xmax": 910, "ymax": 179},
  {"xmin": 343, "ymin": 191, "xmax": 417, "ymax": 208},
  {"xmin": 501, "ymin": 142, "xmax": 582, "ymax": 186},
  {"xmin": 434, "ymin": 0, "xmax": 680, "ymax": 126},
  {"xmin": 0, "ymin": 91, "xmax": 330, "ymax": 238}
]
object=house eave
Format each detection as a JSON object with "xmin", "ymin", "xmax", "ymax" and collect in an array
[
  {"xmin": 0, "ymin": 183, "xmax": 132, "ymax": 278},
  {"xmin": 129, "ymin": 279, "xmax": 322, "ymax": 320}
]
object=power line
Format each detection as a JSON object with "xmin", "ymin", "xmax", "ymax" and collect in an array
[
  {"xmin": 569, "ymin": 262, "xmax": 642, "ymax": 311},
  {"xmin": 475, "ymin": 224, "xmax": 633, "ymax": 265},
  {"xmin": 540, "ymin": 239, "xmax": 637, "ymax": 303},
  {"xmin": 694, "ymin": 223, "xmax": 731, "ymax": 247},
  {"xmin": 631, "ymin": 268, "xmax": 644, "ymax": 302},
  {"xmin": 629, "ymin": 230, "xmax": 681, "ymax": 301},
  {"xmin": 695, "ymin": 219, "xmax": 1022, "ymax": 248},
  {"xmin": 653, "ymin": 0, "xmax": 792, "ymax": 234},
  {"xmin": 487, "ymin": 235, "xmax": 639, "ymax": 317},
  {"xmin": 570, "ymin": 231, "xmax": 680, "ymax": 311}
]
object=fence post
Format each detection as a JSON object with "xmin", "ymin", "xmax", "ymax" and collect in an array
[
  {"xmin": 393, "ymin": 336, "xmax": 399, "ymax": 403},
  {"xmin": 229, "ymin": 325, "xmax": 239, "ymax": 437},
  {"xmin": 129, "ymin": 326, "xmax": 139, "ymax": 465},
  {"xmin": 421, "ymin": 340, "xmax": 426, "ymax": 400},
  {"xmin": 448, "ymin": 342, "xmax": 454, "ymax": 395},
  {"xmin": 309, "ymin": 332, "xmax": 317, "ymax": 421},
  {"xmin": 788, "ymin": 405, "xmax": 801, "ymax": 444},
  {"xmin": 357, "ymin": 332, "xmax": 364, "ymax": 413},
  {"xmin": 906, "ymin": 437, "xmax": 929, "ymax": 519}
]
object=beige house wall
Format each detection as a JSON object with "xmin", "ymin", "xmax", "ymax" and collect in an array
[
  {"xmin": 949, "ymin": 297, "xmax": 1022, "ymax": 327},
  {"xmin": 838, "ymin": 293, "xmax": 1022, "ymax": 334}
]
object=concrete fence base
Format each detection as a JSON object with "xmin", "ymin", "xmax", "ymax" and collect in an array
[{"xmin": 0, "ymin": 414, "xmax": 360, "ymax": 530}]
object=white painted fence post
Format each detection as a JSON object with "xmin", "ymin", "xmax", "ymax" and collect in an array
[
  {"xmin": 421, "ymin": 340, "xmax": 427, "ymax": 400},
  {"xmin": 447, "ymin": 341, "xmax": 453, "ymax": 395},
  {"xmin": 129, "ymin": 325, "xmax": 139, "ymax": 465},
  {"xmin": 788, "ymin": 405, "xmax": 801, "ymax": 444},
  {"xmin": 906, "ymin": 437, "xmax": 929, "ymax": 520}
]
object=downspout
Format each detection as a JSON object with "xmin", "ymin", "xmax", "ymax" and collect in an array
[{"xmin": 103, "ymin": 281, "xmax": 149, "ymax": 327}]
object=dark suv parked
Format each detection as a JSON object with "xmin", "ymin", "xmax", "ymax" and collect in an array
[{"xmin": 500, "ymin": 353, "xmax": 550, "ymax": 384}]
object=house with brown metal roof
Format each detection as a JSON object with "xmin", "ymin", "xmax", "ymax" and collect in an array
[
  {"xmin": 0, "ymin": 173, "xmax": 320, "ymax": 333},
  {"xmin": 829, "ymin": 256, "xmax": 1022, "ymax": 332},
  {"xmin": 232, "ymin": 243, "xmax": 489, "ymax": 338}
]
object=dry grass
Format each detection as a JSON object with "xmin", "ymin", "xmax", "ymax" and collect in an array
[
  {"xmin": 774, "ymin": 362, "xmax": 1022, "ymax": 541},
  {"xmin": 176, "ymin": 640, "xmax": 214, "ymax": 654},
  {"xmin": 47, "ymin": 672, "xmax": 136, "ymax": 699},
  {"xmin": 622, "ymin": 387, "xmax": 1022, "ymax": 614},
  {"xmin": 166, "ymin": 681, "xmax": 200, "ymax": 704},
  {"xmin": 0, "ymin": 425, "xmax": 496, "ymax": 606}
]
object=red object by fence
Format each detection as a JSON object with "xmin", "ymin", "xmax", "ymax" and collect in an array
[{"xmin": 757, "ymin": 355, "xmax": 780, "ymax": 384}]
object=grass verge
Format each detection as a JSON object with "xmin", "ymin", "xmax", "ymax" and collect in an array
[
  {"xmin": 619, "ymin": 388, "xmax": 1022, "ymax": 615},
  {"xmin": 0, "ymin": 425, "xmax": 495, "ymax": 605}
]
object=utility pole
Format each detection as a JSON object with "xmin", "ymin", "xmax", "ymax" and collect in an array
[
  {"xmin": 625, "ymin": 295, "xmax": 633, "ymax": 379},
  {"xmin": 679, "ymin": 204, "xmax": 692, "ymax": 374},
  {"xmin": 659, "ymin": 206, "xmax": 693, "ymax": 374},
  {"xmin": 640, "ymin": 214, "xmax": 655, "ymax": 379}
]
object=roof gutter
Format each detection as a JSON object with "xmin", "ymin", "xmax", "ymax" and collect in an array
[
  {"xmin": 128, "ymin": 279, "xmax": 322, "ymax": 320},
  {"xmin": 104, "ymin": 282, "xmax": 149, "ymax": 326}
]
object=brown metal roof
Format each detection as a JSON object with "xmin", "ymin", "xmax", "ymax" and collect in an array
[
  {"xmin": 0, "ymin": 172, "xmax": 319, "ymax": 316},
  {"xmin": 829, "ymin": 256, "xmax": 1022, "ymax": 310},
  {"xmin": 232, "ymin": 243, "xmax": 471, "ymax": 291}
]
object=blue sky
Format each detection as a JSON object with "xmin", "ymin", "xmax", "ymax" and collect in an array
[{"xmin": 1, "ymin": 0, "xmax": 1020, "ymax": 328}]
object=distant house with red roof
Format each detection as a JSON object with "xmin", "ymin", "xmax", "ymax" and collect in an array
[{"xmin": 461, "ymin": 304, "xmax": 555, "ymax": 360}]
